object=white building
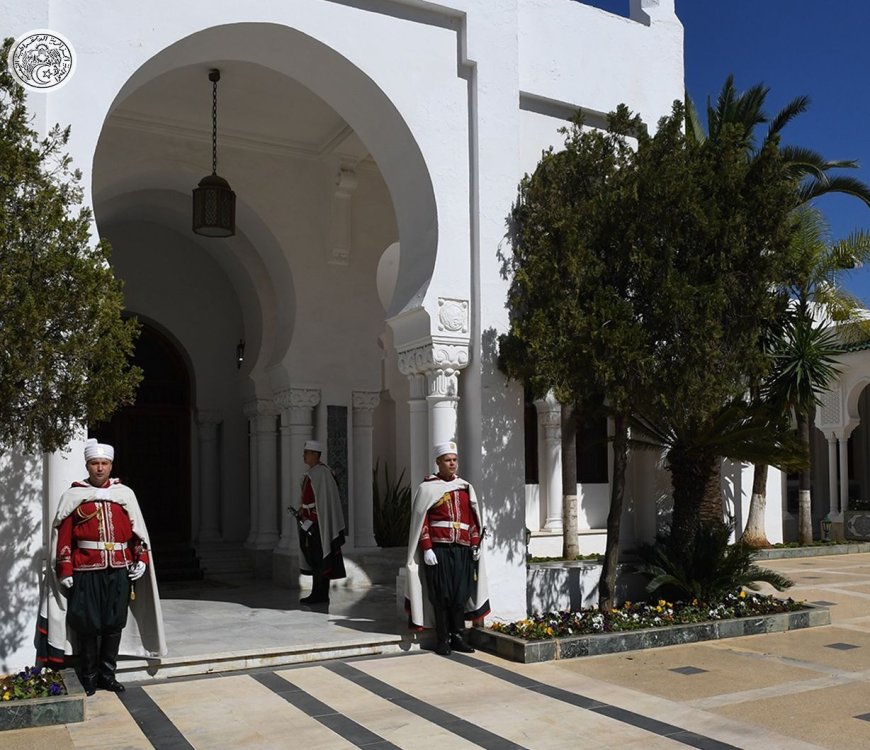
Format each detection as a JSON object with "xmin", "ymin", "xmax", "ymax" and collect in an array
[{"xmin": 1, "ymin": 0, "xmax": 688, "ymax": 671}]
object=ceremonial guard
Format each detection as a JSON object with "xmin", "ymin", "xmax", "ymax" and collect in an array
[
  {"xmin": 37, "ymin": 438, "xmax": 166, "ymax": 695},
  {"xmin": 293, "ymin": 439, "xmax": 347, "ymax": 604},
  {"xmin": 405, "ymin": 441, "xmax": 490, "ymax": 655}
]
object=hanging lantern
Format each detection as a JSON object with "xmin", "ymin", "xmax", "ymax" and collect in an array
[{"xmin": 192, "ymin": 69, "xmax": 236, "ymax": 237}]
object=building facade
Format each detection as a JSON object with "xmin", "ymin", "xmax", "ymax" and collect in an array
[{"xmin": 0, "ymin": 0, "xmax": 685, "ymax": 670}]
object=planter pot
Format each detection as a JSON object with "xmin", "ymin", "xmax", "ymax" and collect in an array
[
  {"xmin": 0, "ymin": 670, "xmax": 86, "ymax": 731},
  {"xmin": 844, "ymin": 511, "xmax": 870, "ymax": 541},
  {"xmin": 470, "ymin": 605, "xmax": 831, "ymax": 664}
]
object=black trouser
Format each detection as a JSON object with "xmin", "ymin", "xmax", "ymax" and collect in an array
[
  {"xmin": 68, "ymin": 568, "xmax": 130, "ymax": 681},
  {"xmin": 424, "ymin": 544, "xmax": 474, "ymax": 644}
]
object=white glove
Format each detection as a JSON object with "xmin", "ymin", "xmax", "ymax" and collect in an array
[
  {"xmin": 472, "ymin": 546, "xmax": 480, "ymax": 561},
  {"xmin": 128, "ymin": 561, "xmax": 146, "ymax": 581},
  {"xmin": 59, "ymin": 576, "xmax": 74, "ymax": 589},
  {"xmin": 423, "ymin": 549, "xmax": 438, "ymax": 566}
]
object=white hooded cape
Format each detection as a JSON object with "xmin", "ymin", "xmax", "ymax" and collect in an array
[
  {"xmin": 404, "ymin": 474, "xmax": 490, "ymax": 629},
  {"xmin": 38, "ymin": 479, "xmax": 168, "ymax": 658}
]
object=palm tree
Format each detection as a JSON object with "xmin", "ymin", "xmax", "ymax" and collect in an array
[
  {"xmin": 686, "ymin": 76, "xmax": 870, "ymax": 210},
  {"xmin": 686, "ymin": 77, "xmax": 870, "ymax": 546},
  {"xmin": 748, "ymin": 209, "xmax": 870, "ymax": 545}
]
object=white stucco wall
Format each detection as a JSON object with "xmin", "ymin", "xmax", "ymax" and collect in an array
[{"xmin": 0, "ymin": 0, "xmax": 687, "ymax": 668}]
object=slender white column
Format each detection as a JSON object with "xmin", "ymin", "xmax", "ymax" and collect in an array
[
  {"xmin": 408, "ymin": 374, "xmax": 428, "ymax": 484},
  {"xmin": 274, "ymin": 388, "xmax": 320, "ymax": 553},
  {"xmin": 839, "ymin": 433, "xmax": 850, "ymax": 515},
  {"xmin": 43, "ymin": 429, "xmax": 87, "ymax": 544},
  {"xmin": 244, "ymin": 399, "xmax": 279, "ymax": 551},
  {"xmin": 196, "ymin": 409, "xmax": 223, "ymax": 542},
  {"xmin": 243, "ymin": 401, "xmax": 259, "ymax": 548},
  {"xmin": 427, "ymin": 366, "xmax": 460, "ymax": 451},
  {"xmin": 397, "ymin": 337, "xmax": 469, "ymax": 484},
  {"xmin": 534, "ymin": 392, "xmax": 563, "ymax": 531},
  {"xmin": 827, "ymin": 434, "xmax": 839, "ymax": 518},
  {"xmin": 353, "ymin": 390, "xmax": 380, "ymax": 548}
]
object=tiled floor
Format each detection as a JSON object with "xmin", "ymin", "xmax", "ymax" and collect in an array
[{"xmin": 3, "ymin": 553, "xmax": 870, "ymax": 749}]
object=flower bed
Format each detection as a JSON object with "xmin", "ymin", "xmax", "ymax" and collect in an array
[
  {"xmin": 470, "ymin": 593, "xmax": 830, "ymax": 663},
  {"xmin": 0, "ymin": 668, "xmax": 85, "ymax": 731}
]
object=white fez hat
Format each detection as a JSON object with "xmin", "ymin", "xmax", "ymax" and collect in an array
[
  {"xmin": 84, "ymin": 437, "xmax": 114, "ymax": 462},
  {"xmin": 433, "ymin": 441, "xmax": 458, "ymax": 460},
  {"xmin": 303, "ymin": 440, "xmax": 323, "ymax": 453}
]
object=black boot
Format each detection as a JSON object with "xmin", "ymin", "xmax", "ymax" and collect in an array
[
  {"xmin": 96, "ymin": 631, "xmax": 126, "ymax": 693},
  {"xmin": 433, "ymin": 607, "xmax": 451, "ymax": 655},
  {"xmin": 300, "ymin": 574, "xmax": 330, "ymax": 604},
  {"xmin": 449, "ymin": 631, "xmax": 475, "ymax": 653},
  {"xmin": 77, "ymin": 635, "xmax": 98, "ymax": 696}
]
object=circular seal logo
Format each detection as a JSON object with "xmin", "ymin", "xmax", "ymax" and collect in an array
[{"xmin": 8, "ymin": 30, "xmax": 75, "ymax": 92}]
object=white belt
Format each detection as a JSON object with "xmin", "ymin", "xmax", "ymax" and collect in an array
[
  {"xmin": 301, "ymin": 503, "xmax": 316, "ymax": 509},
  {"xmin": 431, "ymin": 521, "xmax": 470, "ymax": 531},
  {"xmin": 77, "ymin": 540, "xmax": 127, "ymax": 551}
]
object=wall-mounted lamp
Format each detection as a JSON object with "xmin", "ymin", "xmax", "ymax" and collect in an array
[{"xmin": 236, "ymin": 339, "xmax": 245, "ymax": 369}]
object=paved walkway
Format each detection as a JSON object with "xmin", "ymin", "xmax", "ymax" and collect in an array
[{"xmin": 3, "ymin": 553, "xmax": 870, "ymax": 749}]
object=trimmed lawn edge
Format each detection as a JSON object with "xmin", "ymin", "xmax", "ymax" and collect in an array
[
  {"xmin": 469, "ymin": 605, "xmax": 831, "ymax": 663},
  {"xmin": 0, "ymin": 669, "xmax": 86, "ymax": 731}
]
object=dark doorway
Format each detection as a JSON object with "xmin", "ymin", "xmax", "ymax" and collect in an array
[{"xmin": 92, "ymin": 323, "xmax": 192, "ymax": 548}]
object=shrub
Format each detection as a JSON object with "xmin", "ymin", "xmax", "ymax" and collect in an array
[
  {"xmin": 633, "ymin": 518, "xmax": 793, "ymax": 602},
  {"xmin": 1, "ymin": 666, "xmax": 66, "ymax": 701},
  {"xmin": 372, "ymin": 461, "xmax": 412, "ymax": 547}
]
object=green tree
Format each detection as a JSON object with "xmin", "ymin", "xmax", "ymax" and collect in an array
[
  {"xmin": 630, "ymin": 100, "xmax": 799, "ymax": 549},
  {"xmin": 687, "ymin": 76, "xmax": 870, "ymax": 547},
  {"xmin": 500, "ymin": 106, "xmax": 650, "ymax": 607},
  {"xmin": 0, "ymin": 39, "xmax": 140, "ymax": 453}
]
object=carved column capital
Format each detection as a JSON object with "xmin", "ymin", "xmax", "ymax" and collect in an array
[
  {"xmin": 275, "ymin": 387, "xmax": 321, "ymax": 411},
  {"xmin": 243, "ymin": 399, "xmax": 275, "ymax": 419},
  {"xmin": 196, "ymin": 409, "xmax": 224, "ymax": 425},
  {"xmin": 397, "ymin": 340, "xmax": 470, "ymax": 377},
  {"xmin": 352, "ymin": 390, "xmax": 381, "ymax": 412}
]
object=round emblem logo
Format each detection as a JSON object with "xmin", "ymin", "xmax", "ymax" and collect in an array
[{"xmin": 8, "ymin": 30, "xmax": 75, "ymax": 92}]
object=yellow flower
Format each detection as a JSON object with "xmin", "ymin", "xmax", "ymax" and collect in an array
[
  {"xmin": 2, "ymin": 692, "xmax": 11, "ymax": 701},
  {"xmin": 739, "ymin": 590, "xmax": 746, "ymax": 599}
]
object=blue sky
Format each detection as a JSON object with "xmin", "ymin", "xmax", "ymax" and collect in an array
[{"xmin": 588, "ymin": 1, "xmax": 870, "ymax": 303}]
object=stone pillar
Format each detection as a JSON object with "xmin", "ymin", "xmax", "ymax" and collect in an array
[
  {"xmin": 196, "ymin": 409, "xmax": 223, "ymax": 543},
  {"xmin": 396, "ymin": 325, "xmax": 469, "ymax": 483},
  {"xmin": 352, "ymin": 390, "xmax": 380, "ymax": 548},
  {"xmin": 407, "ymin": 374, "xmax": 428, "ymax": 484},
  {"xmin": 534, "ymin": 392, "xmax": 563, "ymax": 532},
  {"xmin": 244, "ymin": 399, "xmax": 279, "ymax": 577},
  {"xmin": 243, "ymin": 401, "xmax": 259, "ymax": 548},
  {"xmin": 839, "ymin": 432, "xmax": 850, "ymax": 516},
  {"xmin": 827, "ymin": 434, "xmax": 839, "ymax": 518},
  {"xmin": 43, "ymin": 429, "xmax": 87, "ymax": 544},
  {"xmin": 273, "ymin": 388, "xmax": 319, "ymax": 587}
]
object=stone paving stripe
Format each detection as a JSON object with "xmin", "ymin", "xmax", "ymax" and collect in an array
[
  {"xmin": 251, "ymin": 671, "xmax": 401, "ymax": 749},
  {"xmin": 452, "ymin": 654, "xmax": 742, "ymax": 750},
  {"xmin": 118, "ymin": 686, "xmax": 194, "ymax": 749},
  {"xmin": 810, "ymin": 600, "xmax": 837, "ymax": 605},
  {"xmin": 670, "ymin": 666, "xmax": 709, "ymax": 675},
  {"xmin": 326, "ymin": 661, "xmax": 531, "ymax": 750},
  {"xmin": 825, "ymin": 642, "xmax": 860, "ymax": 650}
]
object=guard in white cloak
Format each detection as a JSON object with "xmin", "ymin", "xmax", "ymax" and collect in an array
[
  {"xmin": 293, "ymin": 439, "xmax": 347, "ymax": 604},
  {"xmin": 36, "ymin": 439, "xmax": 166, "ymax": 695},
  {"xmin": 404, "ymin": 441, "xmax": 490, "ymax": 655}
]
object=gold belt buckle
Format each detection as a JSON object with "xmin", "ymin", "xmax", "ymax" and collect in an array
[
  {"xmin": 452, "ymin": 522, "xmax": 461, "ymax": 529},
  {"xmin": 105, "ymin": 542, "xmax": 115, "ymax": 551}
]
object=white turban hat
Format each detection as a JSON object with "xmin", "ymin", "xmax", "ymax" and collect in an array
[
  {"xmin": 433, "ymin": 441, "xmax": 458, "ymax": 460},
  {"xmin": 303, "ymin": 440, "xmax": 323, "ymax": 453},
  {"xmin": 84, "ymin": 437, "xmax": 114, "ymax": 462}
]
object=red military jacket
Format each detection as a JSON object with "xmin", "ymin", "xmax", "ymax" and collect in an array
[
  {"xmin": 419, "ymin": 477, "xmax": 481, "ymax": 551},
  {"xmin": 56, "ymin": 481, "xmax": 149, "ymax": 578},
  {"xmin": 300, "ymin": 476, "xmax": 318, "ymax": 523}
]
